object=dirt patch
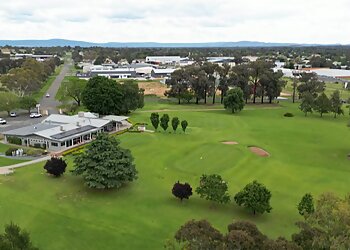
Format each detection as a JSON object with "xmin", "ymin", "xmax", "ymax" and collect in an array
[
  {"xmin": 138, "ymin": 81, "xmax": 169, "ymax": 97},
  {"xmin": 249, "ymin": 146, "xmax": 270, "ymax": 157},
  {"xmin": 221, "ymin": 141, "xmax": 239, "ymax": 145}
]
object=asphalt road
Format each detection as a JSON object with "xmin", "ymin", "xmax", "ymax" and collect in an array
[
  {"xmin": 0, "ymin": 59, "xmax": 71, "ymax": 133},
  {"xmin": 39, "ymin": 59, "xmax": 72, "ymax": 115}
]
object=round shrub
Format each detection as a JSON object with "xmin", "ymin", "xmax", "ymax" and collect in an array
[
  {"xmin": 5, "ymin": 148, "xmax": 18, "ymax": 156},
  {"xmin": 284, "ymin": 112, "xmax": 294, "ymax": 117}
]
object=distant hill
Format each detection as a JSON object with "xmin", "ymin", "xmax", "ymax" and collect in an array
[{"xmin": 0, "ymin": 39, "xmax": 345, "ymax": 48}]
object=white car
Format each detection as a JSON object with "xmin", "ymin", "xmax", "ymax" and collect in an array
[
  {"xmin": 10, "ymin": 112, "xmax": 17, "ymax": 117},
  {"xmin": 46, "ymin": 93, "xmax": 50, "ymax": 98},
  {"xmin": 30, "ymin": 113, "xmax": 42, "ymax": 118},
  {"xmin": 0, "ymin": 118, "xmax": 7, "ymax": 125}
]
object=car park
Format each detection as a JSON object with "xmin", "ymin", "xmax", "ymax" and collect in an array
[
  {"xmin": 30, "ymin": 113, "xmax": 42, "ymax": 118},
  {"xmin": 0, "ymin": 118, "xmax": 7, "ymax": 125}
]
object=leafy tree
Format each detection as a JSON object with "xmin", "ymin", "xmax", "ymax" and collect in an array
[
  {"xmin": 298, "ymin": 193, "xmax": 315, "ymax": 216},
  {"xmin": 248, "ymin": 61, "xmax": 274, "ymax": 103},
  {"xmin": 58, "ymin": 77, "xmax": 87, "ymax": 106},
  {"xmin": 223, "ymin": 88, "xmax": 245, "ymax": 113},
  {"xmin": 72, "ymin": 133, "xmax": 137, "ymax": 189},
  {"xmin": 0, "ymin": 91, "xmax": 19, "ymax": 116},
  {"xmin": 171, "ymin": 117, "xmax": 180, "ymax": 133},
  {"xmin": 227, "ymin": 221, "xmax": 267, "ymax": 248},
  {"xmin": 82, "ymin": 76, "xmax": 143, "ymax": 115},
  {"xmin": 174, "ymin": 220, "xmax": 223, "ymax": 249},
  {"xmin": 299, "ymin": 92, "xmax": 314, "ymax": 116},
  {"xmin": 172, "ymin": 181, "xmax": 193, "ymax": 201},
  {"xmin": 0, "ymin": 222, "xmax": 38, "ymax": 250},
  {"xmin": 314, "ymin": 92, "xmax": 331, "ymax": 117},
  {"xmin": 262, "ymin": 237, "xmax": 301, "ymax": 250},
  {"xmin": 43, "ymin": 157, "xmax": 67, "ymax": 177},
  {"xmin": 160, "ymin": 114, "xmax": 170, "ymax": 132},
  {"xmin": 165, "ymin": 68, "xmax": 189, "ymax": 104},
  {"xmin": 180, "ymin": 90, "xmax": 194, "ymax": 103},
  {"xmin": 234, "ymin": 180, "xmax": 272, "ymax": 215},
  {"xmin": 196, "ymin": 174, "xmax": 230, "ymax": 204},
  {"xmin": 120, "ymin": 81, "xmax": 144, "ymax": 114},
  {"xmin": 181, "ymin": 120, "xmax": 188, "ymax": 133},
  {"xmin": 150, "ymin": 112, "xmax": 159, "ymax": 131},
  {"xmin": 330, "ymin": 90, "xmax": 344, "ymax": 118},
  {"xmin": 224, "ymin": 230, "xmax": 255, "ymax": 250},
  {"xmin": 297, "ymin": 73, "xmax": 325, "ymax": 98},
  {"xmin": 20, "ymin": 96, "xmax": 37, "ymax": 114},
  {"xmin": 82, "ymin": 76, "xmax": 123, "ymax": 115},
  {"xmin": 292, "ymin": 192, "xmax": 350, "ymax": 249},
  {"xmin": 263, "ymin": 70, "xmax": 286, "ymax": 103}
]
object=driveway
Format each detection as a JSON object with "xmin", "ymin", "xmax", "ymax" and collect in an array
[{"xmin": 39, "ymin": 59, "xmax": 72, "ymax": 115}]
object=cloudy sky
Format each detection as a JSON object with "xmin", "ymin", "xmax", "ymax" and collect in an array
[{"xmin": 0, "ymin": 0, "xmax": 349, "ymax": 44}]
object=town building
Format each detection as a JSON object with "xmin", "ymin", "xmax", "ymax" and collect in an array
[
  {"xmin": 151, "ymin": 68, "xmax": 176, "ymax": 78},
  {"xmin": 146, "ymin": 56, "xmax": 181, "ymax": 65}
]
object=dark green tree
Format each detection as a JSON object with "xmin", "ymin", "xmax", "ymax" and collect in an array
[
  {"xmin": 234, "ymin": 180, "xmax": 272, "ymax": 215},
  {"xmin": 297, "ymin": 73, "xmax": 325, "ymax": 98},
  {"xmin": 20, "ymin": 96, "xmax": 37, "ymax": 114},
  {"xmin": 299, "ymin": 92, "xmax": 314, "ymax": 116},
  {"xmin": 196, "ymin": 174, "xmax": 230, "ymax": 204},
  {"xmin": 150, "ymin": 112, "xmax": 160, "ymax": 131},
  {"xmin": 181, "ymin": 120, "xmax": 188, "ymax": 133},
  {"xmin": 171, "ymin": 117, "xmax": 180, "ymax": 133},
  {"xmin": 224, "ymin": 230, "xmax": 255, "ymax": 250},
  {"xmin": 172, "ymin": 181, "xmax": 193, "ymax": 201},
  {"xmin": 82, "ymin": 76, "xmax": 143, "ymax": 115},
  {"xmin": 223, "ymin": 88, "xmax": 245, "ymax": 113},
  {"xmin": 160, "ymin": 114, "xmax": 170, "ymax": 132},
  {"xmin": 298, "ymin": 193, "xmax": 315, "ymax": 216},
  {"xmin": 314, "ymin": 92, "xmax": 331, "ymax": 117},
  {"xmin": 0, "ymin": 222, "xmax": 38, "ymax": 250},
  {"xmin": 72, "ymin": 133, "xmax": 137, "ymax": 189},
  {"xmin": 43, "ymin": 157, "xmax": 67, "ymax": 177},
  {"xmin": 330, "ymin": 90, "xmax": 344, "ymax": 118}
]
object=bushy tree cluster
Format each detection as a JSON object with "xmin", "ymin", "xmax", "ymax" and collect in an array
[
  {"xmin": 173, "ymin": 220, "xmax": 300, "ymax": 250},
  {"xmin": 0, "ymin": 57, "xmax": 61, "ymax": 96},
  {"xmin": 43, "ymin": 157, "xmax": 67, "ymax": 177},
  {"xmin": 165, "ymin": 61, "xmax": 285, "ymax": 105},
  {"xmin": 299, "ymin": 89, "xmax": 344, "ymax": 118}
]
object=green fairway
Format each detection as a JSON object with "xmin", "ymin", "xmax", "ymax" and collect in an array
[{"xmin": 0, "ymin": 99, "xmax": 349, "ymax": 249}]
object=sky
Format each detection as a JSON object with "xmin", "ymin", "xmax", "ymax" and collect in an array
[{"xmin": 0, "ymin": 0, "xmax": 349, "ymax": 44}]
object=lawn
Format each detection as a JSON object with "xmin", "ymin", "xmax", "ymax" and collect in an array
[
  {"xmin": 0, "ymin": 99, "xmax": 349, "ymax": 249},
  {"xmin": 0, "ymin": 143, "xmax": 28, "ymax": 167}
]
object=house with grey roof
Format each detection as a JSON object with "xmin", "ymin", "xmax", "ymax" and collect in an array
[{"xmin": 3, "ymin": 112, "xmax": 130, "ymax": 151}]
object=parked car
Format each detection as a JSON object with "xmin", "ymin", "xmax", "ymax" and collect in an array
[
  {"xmin": 30, "ymin": 113, "xmax": 42, "ymax": 118},
  {"xmin": 0, "ymin": 118, "xmax": 7, "ymax": 125},
  {"xmin": 46, "ymin": 93, "xmax": 50, "ymax": 98},
  {"xmin": 10, "ymin": 112, "xmax": 17, "ymax": 117}
]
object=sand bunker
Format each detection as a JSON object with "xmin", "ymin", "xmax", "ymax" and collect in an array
[
  {"xmin": 221, "ymin": 141, "xmax": 239, "ymax": 145},
  {"xmin": 249, "ymin": 147, "xmax": 270, "ymax": 157}
]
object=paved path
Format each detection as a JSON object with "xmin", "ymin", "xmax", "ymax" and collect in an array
[
  {"xmin": 0, "ymin": 156, "xmax": 50, "ymax": 175},
  {"xmin": 39, "ymin": 59, "xmax": 72, "ymax": 115}
]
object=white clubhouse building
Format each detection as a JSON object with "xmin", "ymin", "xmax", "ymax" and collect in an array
[{"xmin": 3, "ymin": 112, "xmax": 130, "ymax": 151}]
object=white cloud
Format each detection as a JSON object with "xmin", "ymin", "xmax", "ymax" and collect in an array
[{"xmin": 0, "ymin": 0, "xmax": 349, "ymax": 44}]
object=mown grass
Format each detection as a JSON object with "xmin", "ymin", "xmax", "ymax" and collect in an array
[{"xmin": 0, "ymin": 99, "xmax": 349, "ymax": 249}]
